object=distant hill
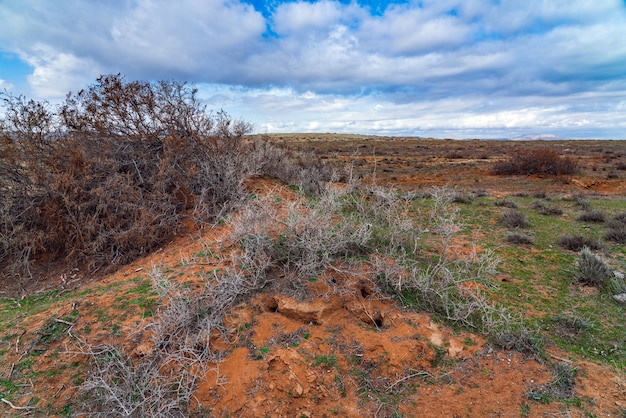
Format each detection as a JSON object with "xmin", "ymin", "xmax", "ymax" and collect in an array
[{"xmin": 509, "ymin": 133, "xmax": 562, "ymax": 141}]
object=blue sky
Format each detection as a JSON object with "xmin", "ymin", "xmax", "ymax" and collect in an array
[{"xmin": 1, "ymin": 0, "xmax": 626, "ymax": 139}]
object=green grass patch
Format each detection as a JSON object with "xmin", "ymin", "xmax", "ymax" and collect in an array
[{"xmin": 417, "ymin": 194, "xmax": 626, "ymax": 368}]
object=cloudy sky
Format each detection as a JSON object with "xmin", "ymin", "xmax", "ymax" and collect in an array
[{"xmin": 1, "ymin": 0, "xmax": 626, "ymax": 139}]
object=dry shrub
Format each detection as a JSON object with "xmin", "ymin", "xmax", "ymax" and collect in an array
[
  {"xmin": 81, "ymin": 343, "xmax": 199, "ymax": 417},
  {"xmin": 495, "ymin": 199, "xmax": 518, "ymax": 209},
  {"xmin": 506, "ymin": 233, "xmax": 535, "ymax": 245},
  {"xmin": 577, "ymin": 210, "xmax": 606, "ymax": 223},
  {"xmin": 531, "ymin": 200, "xmax": 563, "ymax": 216},
  {"xmin": 1, "ymin": 74, "xmax": 333, "ymax": 282},
  {"xmin": 558, "ymin": 235, "xmax": 602, "ymax": 252},
  {"xmin": 246, "ymin": 137, "xmax": 335, "ymax": 195},
  {"xmin": 493, "ymin": 148, "xmax": 579, "ymax": 176},
  {"xmin": 500, "ymin": 209, "xmax": 530, "ymax": 229},
  {"xmin": 490, "ymin": 329, "xmax": 544, "ymax": 356},
  {"xmin": 231, "ymin": 189, "xmax": 372, "ymax": 295},
  {"xmin": 605, "ymin": 214, "xmax": 626, "ymax": 244},
  {"xmin": 576, "ymin": 247, "xmax": 612, "ymax": 288}
]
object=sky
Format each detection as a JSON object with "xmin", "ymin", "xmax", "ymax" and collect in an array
[{"xmin": 1, "ymin": 0, "xmax": 626, "ymax": 139}]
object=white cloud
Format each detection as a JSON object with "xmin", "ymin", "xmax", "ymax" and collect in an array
[
  {"xmin": 0, "ymin": 0, "xmax": 267, "ymax": 96},
  {"xmin": 108, "ymin": 0, "xmax": 266, "ymax": 78},
  {"xmin": 197, "ymin": 83, "xmax": 626, "ymax": 138},
  {"xmin": 20, "ymin": 44, "xmax": 102, "ymax": 98},
  {"xmin": 358, "ymin": 4, "xmax": 473, "ymax": 55},
  {"xmin": 0, "ymin": 0, "xmax": 625, "ymax": 137},
  {"xmin": 272, "ymin": 0, "xmax": 344, "ymax": 35}
]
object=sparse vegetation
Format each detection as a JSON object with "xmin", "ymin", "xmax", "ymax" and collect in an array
[
  {"xmin": 571, "ymin": 194, "xmax": 591, "ymax": 210},
  {"xmin": 605, "ymin": 214, "xmax": 626, "ymax": 243},
  {"xmin": 493, "ymin": 148, "xmax": 579, "ymax": 176},
  {"xmin": 527, "ymin": 363, "xmax": 578, "ymax": 402},
  {"xmin": 575, "ymin": 247, "xmax": 613, "ymax": 289},
  {"xmin": 0, "ymin": 74, "xmax": 332, "ymax": 282},
  {"xmin": 578, "ymin": 210, "xmax": 606, "ymax": 223},
  {"xmin": 531, "ymin": 200, "xmax": 563, "ymax": 216},
  {"xmin": 495, "ymin": 199, "xmax": 518, "ymax": 209},
  {"xmin": 506, "ymin": 233, "xmax": 535, "ymax": 245},
  {"xmin": 558, "ymin": 235, "xmax": 603, "ymax": 252},
  {"xmin": 490, "ymin": 328, "xmax": 544, "ymax": 357},
  {"xmin": 500, "ymin": 209, "xmax": 530, "ymax": 229},
  {"xmin": 1, "ymin": 82, "xmax": 625, "ymax": 417}
]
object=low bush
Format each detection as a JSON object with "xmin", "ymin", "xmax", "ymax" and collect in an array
[
  {"xmin": 612, "ymin": 212, "xmax": 626, "ymax": 223},
  {"xmin": 531, "ymin": 200, "xmax": 563, "ymax": 216},
  {"xmin": 576, "ymin": 247, "xmax": 612, "ymax": 288},
  {"xmin": 500, "ymin": 209, "xmax": 529, "ymax": 229},
  {"xmin": 495, "ymin": 199, "xmax": 518, "ymax": 209},
  {"xmin": 605, "ymin": 213, "xmax": 626, "ymax": 244},
  {"xmin": 605, "ymin": 222, "xmax": 626, "ymax": 244},
  {"xmin": 527, "ymin": 363, "xmax": 577, "ymax": 401},
  {"xmin": 493, "ymin": 148, "xmax": 579, "ymax": 176},
  {"xmin": 577, "ymin": 210, "xmax": 606, "ymax": 223},
  {"xmin": 571, "ymin": 194, "xmax": 591, "ymax": 210},
  {"xmin": 548, "ymin": 314, "xmax": 594, "ymax": 341},
  {"xmin": 490, "ymin": 329, "xmax": 544, "ymax": 357},
  {"xmin": 558, "ymin": 235, "xmax": 603, "ymax": 252},
  {"xmin": 449, "ymin": 191, "xmax": 474, "ymax": 204},
  {"xmin": 506, "ymin": 233, "xmax": 535, "ymax": 245}
]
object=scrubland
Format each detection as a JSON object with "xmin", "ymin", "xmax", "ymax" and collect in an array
[{"xmin": 1, "ymin": 76, "xmax": 625, "ymax": 417}]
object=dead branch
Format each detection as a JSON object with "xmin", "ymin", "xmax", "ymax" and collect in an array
[{"xmin": 1, "ymin": 398, "xmax": 35, "ymax": 410}]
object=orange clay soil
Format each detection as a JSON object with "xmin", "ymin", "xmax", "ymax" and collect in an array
[{"xmin": 1, "ymin": 174, "xmax": 626, "ymax": 417}]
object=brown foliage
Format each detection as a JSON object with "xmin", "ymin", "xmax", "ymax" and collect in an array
[
  {"xmin": 493, "ymin": 147, "xmax": 579, "ymax": 176},
  {"xmin": 1, "ymin": 74, "xmax": 332, "ymax": 281}
]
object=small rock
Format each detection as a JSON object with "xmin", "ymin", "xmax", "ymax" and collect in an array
[
  {"xmin": 613, "ymin": 293, "xmax": 626, "ymax": 305},
  {"xmin": 269, "ymin": 382, "xmax": 275, "ymax": 390},
  {"xmin": 614, "ymin": 271, "xmax": 625, "ymax": 280},
  {"xmin": 293, "ymin": 382, "xmax": 304, "ymax": 397}
]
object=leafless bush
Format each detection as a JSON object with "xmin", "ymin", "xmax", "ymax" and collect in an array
[
  {"xmin": 493, "ymin": 148, "xmax": 579, "ymax": 176},
  {"xmin": 527, "ymin": 363, "xmax": 578, "ymax": 401},
  {"xmin": 578, "ymin": 210, "xmax": 606, "ymax": 223},
  {"xmin": 449, "ymin": 191, "xmax": 474, "ymax": 203},
  {"xmin": 490, "ymin": 328, "xmax": 544, "ymax": 356},
  {"xmin": 350, "ymin": 185, "xmax": 425, "ymax": 255},
  {"xmin": 1, "ymin": 74, "xmax": 334, "ymax": 283},
  {"xmin": 60, "ymin": 74, "xmax": 243, "ymax": 140},
  {"xmin": 81, "ymin": 344, "xmax": 199, "ymax": 417},
  {"xmin": 82, "ymin": 260, "xmax": 272, "ymax": 415},
  {"xmin": 570, "ymin": 194, "xmax": 591, "ymax": 210},
  {"xmin": 247, "ymin": 138, "xmax": 336, "ymax": 195},
  {"xmin": 605, "ymin": 218, "xmax": 626, "ymax": 244},
  {"xmin": 495, "ymin": 199, "xmax": 518, "ymax": 209},
  {"xmin": 531, "ymin": 200, "xmax": 563, "ymax": 216},
  {"xmin": 374, "ymin": 246, "xmax": 509, "ymax": 333},
  {"xmin": 231, "ymin": 189, "xmax": 371, "ymax": 294},
  {"xmin": 506, "ymin": 233, "xmax": 535, "ymax": 245},
  {"xmin": 370, "ymin": 188, "xmax": 513, "ymax": 333},
  {"xmin": 612, "ymin": 212, "xmax": 626, "ymax": 223},
  {"xmin": 500, "ymin": 209, "xmax": 530, "ymax": 229},
  {"xmin": 558, "ymin": 235, "xmax": 602, "ymax": 251}
]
